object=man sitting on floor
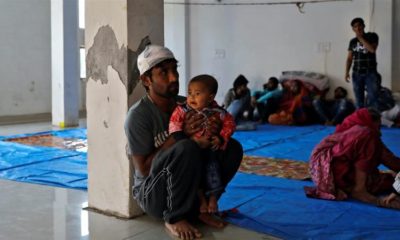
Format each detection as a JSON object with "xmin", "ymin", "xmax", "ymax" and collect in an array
[
  {"xmin": 251, "ymin": 77, "xmax": 283, "ymax": 123},
  {"xmin": 312, "ymin": 87, "xmax": 355, "ymax": 126},
  {"xmin": 125, "ymin": 45, "xmax": 243, "ymax": 239}
]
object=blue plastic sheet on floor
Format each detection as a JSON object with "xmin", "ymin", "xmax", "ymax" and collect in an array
[
  {"xmin": 2, "ymin": 128, "xmax": 87, "ymax": 140},
  {"xmin": 233, "ymin": 124, "xmax": 400, "ymax": 161},
  {"xmin": 0, "ymin": 129, "xmax": 87, "ymax": 190},
  {"xmin": 219, "ymin": 173, "xmax": 400, "ymax": 240}
]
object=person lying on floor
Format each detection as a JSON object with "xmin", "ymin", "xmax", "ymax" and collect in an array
[
  {"xmin": 372, "ymin": 74, "xmax": 400, "ymax": 128},
  {"xmin": 268, "ymin": 79, "xmax": 314, "ymax": 125},
  {"xmin": 312, "ymin": 87, "xmax": 355, "ymax": 126},
  {"xmin": 381, "ymin": 104, "xmax": 400, "ymax": 128},
  {"xmin": 305, "ymin": 108, "xmax": 400, "ymax": 210},
  {"xmin": 250, "ymin": 76, "xmax": 282, "ymax": 123}
]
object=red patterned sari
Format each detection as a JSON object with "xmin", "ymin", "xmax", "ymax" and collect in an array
[{"xmin": 305, "ymin": 108, "xmax": 400, "ymax": 200}]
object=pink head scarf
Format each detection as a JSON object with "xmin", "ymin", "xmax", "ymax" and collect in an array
[{"xmin": 335, "ymin": 108, "xmax": 380, "ymax": 135}]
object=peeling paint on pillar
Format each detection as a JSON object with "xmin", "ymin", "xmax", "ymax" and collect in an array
[
  {"xmin": 86, "ymin": 25, "xmax": 151, "ymax": 95},
  {"xmin": 86, "ymin": 25, "xmax": 127, "ymax": 86}
]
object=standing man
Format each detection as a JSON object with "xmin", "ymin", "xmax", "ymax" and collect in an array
[
  {"xmin": 345, "ymin": 17, "xmax": 379, "ymax": 109},
  {"xmin": 124, "ymin": 45, "xmax": 243, "ymax": 239}
]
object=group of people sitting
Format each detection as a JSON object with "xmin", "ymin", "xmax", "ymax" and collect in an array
[
  {"xmin": 222, "ymin": 74, "xmax": 400, "ymax": 128},
  {"xmin": 221, "ymin": 74, "xmax": 400, "ymax": 211}
]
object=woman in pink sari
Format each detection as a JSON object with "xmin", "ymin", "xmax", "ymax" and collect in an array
[{"xmin": 305, "ymin": 108, "xmax": 400, "ymax": 208}]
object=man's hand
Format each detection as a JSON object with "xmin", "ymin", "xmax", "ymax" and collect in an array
[
  {"xmin": 381, "ymin": 193, "xmax": 397, "ymax": 206},
  {"xmin": 183, "ymin": 111, "xmax": 206, "ymax": 136},
  {"xmin": 210, "ymin": 135, "xmax": 222, "ymax": 151},
  {"xmin": 206, "ymin": 114, "xmax": 222, "ymax": 136},
  {"xmin": 345, "ymin": 73, "xmax": 351, "ymax": 83}
]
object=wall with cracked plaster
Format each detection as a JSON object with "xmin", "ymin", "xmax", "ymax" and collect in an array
[{"xmin": 86, "ymin": 0, "xmax": 164, "ymax": 219}]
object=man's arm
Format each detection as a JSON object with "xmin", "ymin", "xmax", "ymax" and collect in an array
[
  {"xmin": 223, "ymin": 90, "xmax": 233, "ymax": 109},
  {"xmin": 257, "ymin": 89, "xmax": 282, "ymax": 103},
  {"xmin": 345, "ymin": 51, "xmax": 353, "ymax": 82},
  {"xmin": 357, "ymin": 33, "xmax": 378, "ymax": 53},
  {"xmin": 131, "ymin": 136, "xmax": 176, "ymax": 176}
]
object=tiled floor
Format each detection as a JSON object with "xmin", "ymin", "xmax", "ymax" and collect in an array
[{"xmin": 0, "ymin": 121, "xmax": 279, "ymax": 240}]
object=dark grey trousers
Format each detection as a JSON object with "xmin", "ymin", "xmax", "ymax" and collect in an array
[{"xmin": 136, "ymin": 138, "xmax": 243, "ymax": 224}]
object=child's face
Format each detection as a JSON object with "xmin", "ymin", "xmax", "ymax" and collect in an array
[{"xmin": 187, "ymin": 82, "xmax": 214, "ymax": 111}]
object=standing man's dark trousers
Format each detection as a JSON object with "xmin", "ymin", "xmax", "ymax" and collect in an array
[{"xmin": 352, "ymin": 70, "xmax": 379, "ymax": 109}]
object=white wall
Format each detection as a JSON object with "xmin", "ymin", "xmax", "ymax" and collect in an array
[
  {"xmin": 0, "ymin": 0, "xmax": 395, "ymax": 118},
  {"xmin": 0, "ymin": 0, "xmax": 86, "ymax": 119},
  {"xmin": 0, "ymin": 0, "xmax": 51, "ymax": 116},
  {"xmin": 165, "ymin": 0, "xmax": 395, "ymax": 103}
]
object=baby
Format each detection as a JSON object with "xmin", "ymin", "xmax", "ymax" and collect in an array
[{"xmin": 169, "ymin": 74, "xmax": 236, "ymax": 213}]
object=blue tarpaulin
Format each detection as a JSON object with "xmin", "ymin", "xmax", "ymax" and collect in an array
[
  {"xmin": 233, "ymin": 124, "xmax": 400, "ymax": 161},
  {"xmin": 220, "ymin": 173, "xmax": 400, "ymax": 240},
  {"xmin": 0, "ymin": 128, "xmax": 87, "ymax": 190},
  {"xmin": 1, "ymin": 126, "xmax": 400, "ymax": 239}
]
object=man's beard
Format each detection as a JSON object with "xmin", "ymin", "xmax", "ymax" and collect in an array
[
  {"xmin": 157, "ymin": 82, "xmax": 179, "ymax": 98},
  {"xmin": 167, "ymin": 82, "xmax": 179, "ymax": 97}
]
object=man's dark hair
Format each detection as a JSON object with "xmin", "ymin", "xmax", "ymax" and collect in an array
[
  {"xmin": 268, "ymin": 77, "xmax": 279, "ymax": 86},
  {"xmin": 190, "ymin": 74, "xmax": 218, "ymax": 95},
  {"xmin": 233, "ymin": 74, "xmax": 249, "ymax": 90},
  {"xmin": 141, "ymin": 58, "xmax": 178, "ymax": 91},
  {"xmin": 351, "ymin": 17, "xmax": 365, "ymax": 27},
  {"xmin": 335, "ymin": 87, "xmax": 348, "ymax": 97}
]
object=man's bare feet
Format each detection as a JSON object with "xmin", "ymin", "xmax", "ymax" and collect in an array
[
  {"xmin": 165, "ymin": 220, "xmax": 202, "ymax": 240},
  {"xmin": 198, "ymin": 213, "xmax": 226, "ymax": 229},
  {"xmin": 208, "ymin": 195, "xmax": 218, "ymax": 213}
]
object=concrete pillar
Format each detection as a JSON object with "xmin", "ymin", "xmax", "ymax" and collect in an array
[
  {"xmin": 51, "ymin": 0, "xmax": 80, "ymax": 127},
  {"xmin": 85, "ymin": 0, "xmax": 164, "ymax": 218}
]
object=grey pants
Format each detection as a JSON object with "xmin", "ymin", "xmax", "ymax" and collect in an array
[{"xmin": 136, "ymin": 138, "xmax": 243, "ymax": 223}]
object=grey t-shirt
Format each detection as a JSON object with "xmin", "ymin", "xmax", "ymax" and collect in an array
[{"xmin": 124, "ymin": 95, "xmax": 184, "ymax": 198}]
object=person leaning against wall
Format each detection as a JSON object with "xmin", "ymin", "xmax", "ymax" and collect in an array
[
  {"xmin": 124, "ymin": 45, "xmax": 243, "ymax": 240},
  {"xmin": 223, "ymin": 74, "xmax": 252, "ymax": 123},
  {"xmin": 345, "ymin": 17, "xmax": 380, "ymax": 110}
]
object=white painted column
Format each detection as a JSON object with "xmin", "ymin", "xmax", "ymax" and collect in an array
[
  {"xmin": 51, "ymin": 0, "xmax": 80, "ymax": 127},
  {"xmin": 86, "ymin": 0, "xmax": 163, "ymax": 218}
]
